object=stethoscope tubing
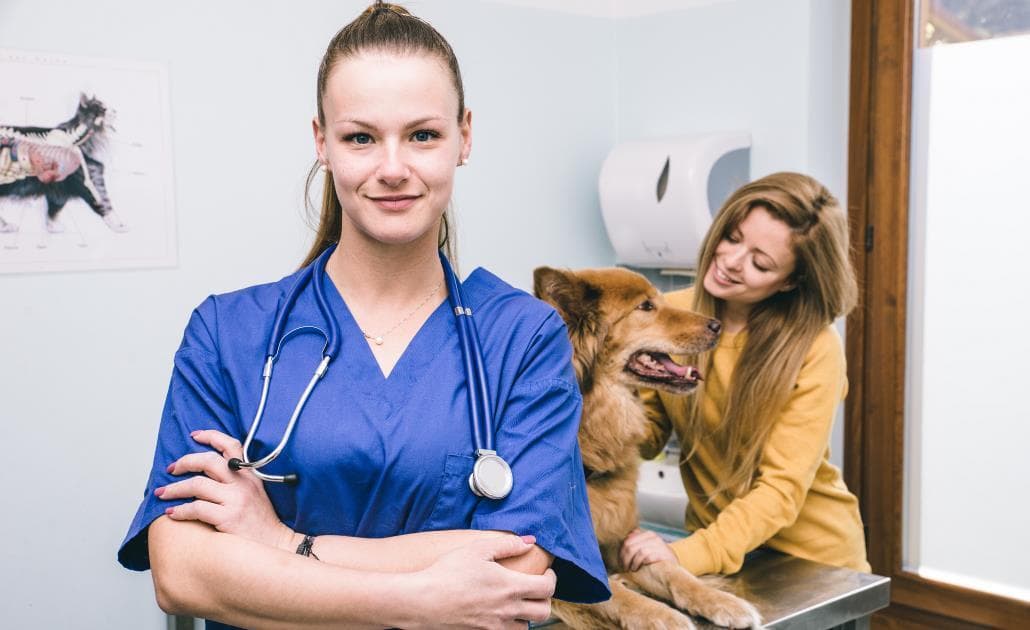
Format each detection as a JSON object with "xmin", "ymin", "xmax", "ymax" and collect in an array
[
  {"xmin": 466, "ymin": 314, "xmax": 494, "ymax": 453},
  {"xmin": 441, "ymin": 253, "xmax": 494, "ymax": 453},
  {"xmin": 231, "ymin": 244, "xmax": 509, "ymax": 497},
  {"xmin": 230, "ymin": 247, "xmax": 338, "ymax": 484}
]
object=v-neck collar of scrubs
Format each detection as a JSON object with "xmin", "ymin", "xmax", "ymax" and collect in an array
[{"xmin": 318, "ymin": 261, "xmax": 487, "ymax": 394}]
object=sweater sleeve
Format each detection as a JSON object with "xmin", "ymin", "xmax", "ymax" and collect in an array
[
  {"xmin": 638, "ymin": 387, "xmax": 674, "ymax": 460},
  {"xmin": 669, "ymin": 327, "xmax": 846, "ymax": 575}
]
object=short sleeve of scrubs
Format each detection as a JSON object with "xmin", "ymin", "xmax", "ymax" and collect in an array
[
  {"xmin": 472, "ymin": 310, "xmax": 610, "ymax": 604},
  {"xmin": 118, "ymin": 298, "xmax": 236, "ymax": 570}
]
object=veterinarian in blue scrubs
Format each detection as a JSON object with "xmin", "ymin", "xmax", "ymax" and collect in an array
[{"xmin": 117, "ymin": 3, "xmax": 608, "ymax": 628}]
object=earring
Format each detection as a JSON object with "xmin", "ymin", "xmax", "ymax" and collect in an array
[
  {"xmin": 319, "ymin": 162, "xmax": 328, "ymax": 171},
  {"xmin": 459, "ymin": 157, "xmax": 469, "ymax": 166}
]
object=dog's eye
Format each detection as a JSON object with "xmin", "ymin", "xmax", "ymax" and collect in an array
[{"xmin": 637, "ymin": 300, "xmax": 655, "ymax": 312}]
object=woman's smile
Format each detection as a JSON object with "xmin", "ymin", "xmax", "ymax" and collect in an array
[
  {"xmin": 367, "ymin": 193, "xmax": 422, "ymax": 211},
  {"xmin": 711, "ymin": 264, "xmax": 741, "ymax": 287}
]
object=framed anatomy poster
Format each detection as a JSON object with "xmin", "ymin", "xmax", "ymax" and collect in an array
[{"xmin": 0, "ymin": 49, "xmax": 176, "ymax": 273}]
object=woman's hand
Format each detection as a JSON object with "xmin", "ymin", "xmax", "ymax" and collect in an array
[
  {"xmin": 408, "ymin": 534, "xmax": 555, "ymax": 629},
  {"xmin": 620, "ymin": 528, "xmax": 679, "ymax": 572},
  {"xmin": 156, "ymin": 429, "xmax": 294, "ymax": 551}
]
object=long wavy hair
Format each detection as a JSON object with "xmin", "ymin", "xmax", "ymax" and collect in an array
[
  {"xmin": 684, "ymin": 172, "xmax": 858, "ymax": 501},
  {"xmin": 301, "ymin": 1, "xmax": 463, "ymax": 267}
]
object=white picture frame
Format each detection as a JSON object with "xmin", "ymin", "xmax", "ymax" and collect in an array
[{"xmin": 0, "ymin": 48, "xmax": 176, "ymax": 273}]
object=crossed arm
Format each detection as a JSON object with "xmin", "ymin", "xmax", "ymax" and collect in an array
[{"xmin": 149, "ymin": 430, "xmax": 554, "ymax": 629}]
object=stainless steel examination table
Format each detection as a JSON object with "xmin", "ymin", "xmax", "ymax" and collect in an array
[{"xmin": 539, "ymin": 522, "xmax": 891, "ymax": 629}]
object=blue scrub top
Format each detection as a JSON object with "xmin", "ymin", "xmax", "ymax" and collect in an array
[{"xmin": 119, "ymin": 260, "xmax": 610, "ymax": 623}]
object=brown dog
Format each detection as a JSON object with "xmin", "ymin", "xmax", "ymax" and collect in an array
[{"xmin": 534, "ymin": 267, "xmax": 762, "ymax": 630}]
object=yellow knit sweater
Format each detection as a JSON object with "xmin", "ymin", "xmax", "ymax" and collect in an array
[{"xmin": 640, "ymin": 287, "xmax": 870, "ymax": 576}]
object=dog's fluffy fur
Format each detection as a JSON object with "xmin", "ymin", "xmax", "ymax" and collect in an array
[{"xmin": 534, "ymin": 266, "xmax": 762, "ymax": 630}]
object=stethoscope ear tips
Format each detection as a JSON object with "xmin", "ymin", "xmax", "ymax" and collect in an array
[
  {"xmin": 227, "ymin": 458, "xmax": 244, "ymax": 472},
  {"xmin": 283, "ymin": 474, "xmax": 300, "ymax": 486}
]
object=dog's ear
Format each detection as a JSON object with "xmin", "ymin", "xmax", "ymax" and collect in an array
[
  {"xmin": 534, "ymin": 267, "xmax": 604, "ymax": 391},
  {"xmin": 533, "ymin": 267, "xmax": 600, "ymax": 332}
]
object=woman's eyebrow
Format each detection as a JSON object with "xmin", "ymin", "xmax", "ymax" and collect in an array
[
  {"xmin": 331, "ymin": 116, "xmax": 446, "ymax": 128},
  {"xmin": 405, "ymin": 116, "xmax": 447, "ymax": 127},
  {"xmin": 332, "ymin": 117, "xmax": 375, "ymax": 128}
]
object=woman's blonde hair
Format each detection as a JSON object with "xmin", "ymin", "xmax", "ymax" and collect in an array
[
  {"xmin": 301, "ymin": 1, "xmax": 462, "ymax": 267},
  {"xmin": 685, "ymin": 172, "xmax": 857, "ymax": 500}
]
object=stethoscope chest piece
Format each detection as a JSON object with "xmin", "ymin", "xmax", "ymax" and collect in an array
[{"xmin": 469, "ymin": 449, "xmax": 513, "ymax": 500}]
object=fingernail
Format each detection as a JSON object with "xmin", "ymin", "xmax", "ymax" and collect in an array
[
  {"xmin": 520, "ymin": 535, "xmax": 536, "ymax": 544},
  {"xmin": 190, "ymin": 430, "xmax": 199, "ymax": 438},
  {"xmin": 154, "ymin": 487, "xmax": 165, "ymax": 497},
  {"xmin": 165, "ymin": 507, "xmax": 174, "ymax": 516},
  {"xmin": 166, "ymin": 463, "xmax": 175, "ymax": 473}
]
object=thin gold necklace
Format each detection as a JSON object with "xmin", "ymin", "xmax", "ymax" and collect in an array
[{"xmin": 360, "ymin": 281, "xmax": 442, "ymax": 346}]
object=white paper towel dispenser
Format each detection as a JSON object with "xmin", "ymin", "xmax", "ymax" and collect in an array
[{"xmin": 598, "ymin": 132, "xmax": 751, "ymax": 269}]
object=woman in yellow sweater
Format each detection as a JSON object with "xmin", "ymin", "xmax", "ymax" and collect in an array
[{"xmin": 623, "ymin": 171, "xmax": 871, "ymax": 577}]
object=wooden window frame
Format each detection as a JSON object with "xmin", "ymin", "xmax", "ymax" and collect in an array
[{"xmin": 845, "ymin": 1, "xmax": 1030, "ymax": 627}]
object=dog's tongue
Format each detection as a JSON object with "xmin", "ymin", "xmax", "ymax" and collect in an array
[{"xmin": 657, "ymin": 355, "xmax": 688, "ymax": 378}]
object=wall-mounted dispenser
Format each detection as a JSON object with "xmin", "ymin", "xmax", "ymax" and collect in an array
[{"xmin": 598, "ymin": 132, "xmax": 751, "ymax": 269}]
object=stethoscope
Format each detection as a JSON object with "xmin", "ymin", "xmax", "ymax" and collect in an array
[{"xmin": 226, "ymin": 244, "xmax": 513, "ymax": 500}]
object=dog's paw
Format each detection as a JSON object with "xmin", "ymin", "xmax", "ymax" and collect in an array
[
  {"xmin": 619, "ymin": 595, "xmax": 699, "ymax": 630},
  {"xmin": 691, "ymin": 589, "xmax": 762, "ymax": 628},
  {"xmin": 0, "ymin": 221, "xmax": 17, "ymax": 233},
  {"xmin": 46, "ymin": 217, "xmax": 65, "ymax": 233},
  {"xmin": 626, "ymin": 605, "xmax": 698, "ymax": 630}
]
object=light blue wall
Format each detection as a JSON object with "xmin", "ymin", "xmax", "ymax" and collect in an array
[
  {"xmin": 424, "ymin": 1, "xmax": 618, "ymax": 283},
  {"xmin": 614, "ymin": 0, "xmax": 851, "ymax": 198}
]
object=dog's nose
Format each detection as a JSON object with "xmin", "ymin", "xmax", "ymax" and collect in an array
[{"xmin": 707, "ymin": 319, "xmax": 722, "ymax": 334}]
